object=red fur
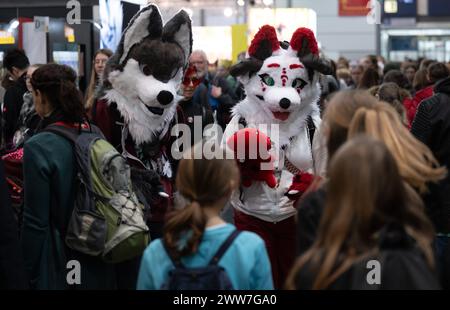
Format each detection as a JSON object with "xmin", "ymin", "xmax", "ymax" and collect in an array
[
  {"xmin": 268, "ymin": 63, "xmax": 280, "ymax": 68},
  {"xmin": 248, "ymin": 25, "xmax": 280, "ymax": 58},
  {"xmin": 290, "ymin": 27, "xmax": 319, "ymax": 56},
  {"xmin": 286, "ymin": 172, "xmax": 315, "ymax": 202},
  {"xmin": 227, "ymin": 128, "xmax": 277, "ymax": 188},
  {"xmin": 289, "ymin": 64, "xmax": 303, "ymax": 69}
]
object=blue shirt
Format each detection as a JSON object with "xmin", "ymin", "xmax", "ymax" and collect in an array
[{"xmin": 137, "ymin": 223, "xmax": 274, "ymax": 290}]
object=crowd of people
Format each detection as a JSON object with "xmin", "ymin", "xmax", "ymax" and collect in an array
[{"xmin": 1, "ymin": 43, "xmax": 450, "ymax": 290}]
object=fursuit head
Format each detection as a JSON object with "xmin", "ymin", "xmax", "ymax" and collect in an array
[
  {"xmin": 101, "ymin": 4, "xmax": 192, "ymax": 146},
  {"xmin": 229, "ymin": 25, "xmax": 332, "ymax": 145}
]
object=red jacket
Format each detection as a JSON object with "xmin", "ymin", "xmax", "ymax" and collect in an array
[{"xmin": 408, "ymin": 86, "xmax": 434, "ymax": 127}]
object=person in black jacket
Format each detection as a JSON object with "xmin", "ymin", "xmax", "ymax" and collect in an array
[
  {"xmin": 178, "ymin": 65, "xmax": 214, "ymax": 148},
  {"xmin": 287, "ymin": 137, "xmax": 439, "ymax": 290},
  {"xmin": 0, "ymin": 159, "xmax": 27, "ymax": 289},
  {"xmin": 297, "ymin": 90, "xmax": 445, "ymax": 257},
  {"xmin": 1, "ymin": 49, "xmax": 29, "ymax": 149},
  {"xmin": 189, "ymin": 50, "xmax": 237, "ymax": 131},
  {"xmin": 411, "ymin": 71, "xmax": 450, "ymax": 287}
]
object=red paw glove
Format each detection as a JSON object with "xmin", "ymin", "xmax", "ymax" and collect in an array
[
  {"xmin": 227, "ymin": 128, "xmax": 277, "ymax": 188},
  {"xmin": 286, "ymin": 172, "xmax": 315, "ymax": 201}
]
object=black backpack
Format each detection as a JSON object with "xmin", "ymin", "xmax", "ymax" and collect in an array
[{"xmin": 161, "ymin": 230, "xmax": 241, "ymax": 290}]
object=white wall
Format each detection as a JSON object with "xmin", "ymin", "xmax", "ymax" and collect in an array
[
  {"xmin": 159, "ymin": 0, "xmax": 377, "ymax": 61},
  {"xmin": 292, "ymin": 0, "xmax": 377, "ymax": 61}
]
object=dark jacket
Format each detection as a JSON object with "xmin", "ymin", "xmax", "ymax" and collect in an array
[
  {"xmin": 0, "ymin": 159, "xmax": 27, "ymax": 289},
  {"xmin": 21, "ymin": 114, "xmax": 117, "ymax": 289},
  {"xmin": 296, "ymin": 186, "xmax": 327, "ymax": 256},
  {"xmin": 294, "ymin": 225, "xmax": 441, "ymax": 290},
  {"xmin": 92, "ymin": 99, "xmax": 182, "ymax": 225},
  {"xmin": 409, "ymin": 85, "xmax": 434, "ymax": 127},
  {"xmin": 1, "ymin": 73, "xmax": 27, "ymax": 147},
  {"xmin": 411, "ymin": 76, "xmax": 450, "ymax": 233},
  {"xmin": 178, "ymin": 86, "xmax": 214, "ymax": 148},
  {"xmin": 195, "ymin": 73, "xmax": 237, "ymax": 131}
]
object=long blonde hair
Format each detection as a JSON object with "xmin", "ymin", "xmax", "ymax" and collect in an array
[
  {"xmin": 84, "ymin": 49, "xmax": 113, "ymax": 111},
  {"xmin": 348, "ymin": 102, "xmax": 447, "ymax": 193},
  {"xmin": 286, "ymin": 137, "xmax": 435, "ymax": 290},
  {"xmin": 323, "ymin": 90, "xmax": 446, "ymax": 193}
]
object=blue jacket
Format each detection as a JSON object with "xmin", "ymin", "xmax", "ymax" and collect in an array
[{"xmin": 137, "ymin": 223, "xmax": 274, "ymax": 290}]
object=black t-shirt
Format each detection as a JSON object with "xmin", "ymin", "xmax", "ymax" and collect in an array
[{"xmin": 2, "ymin": 73, "xmax": 28, "ymax": 146}]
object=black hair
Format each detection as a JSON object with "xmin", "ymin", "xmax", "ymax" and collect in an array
[
  {"xmin": 383, "ymin": 70, "xmax": 410, "ymax": 89},
  {"xmin": 428, "ymin": 62, "xmax": 450, "ymax": 84},
  {"xmin": 30, "ymin": 64, "xmax": 84, "ymax": 123},
  {"xmin": 3, "ymin": 48, "xmax": 30, "ymax": 72}
]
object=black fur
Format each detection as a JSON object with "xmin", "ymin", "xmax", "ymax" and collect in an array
[
  {"xmin": 300, "ymin": 53, "xmax": 333, "ymax": 77},
  {"xmin": 128, "ymin": 39, "xmax": 185, "ymax": 83},
  {"xmin": 101, "ymin": 5, "xmax": 193, "ymax": 90},
  {"xmin": 297, "ymin": 36, "xmax": 311, "ymax": 59},
  {"xmin": 253, "ymin": 39, "xmax": 275, "ymax": 61},
  {"xmin": 115, "ymin": 5, "xmax": 162, "ymax": 68},
  {"xmin": 147, "ymin": 5, "xmax": 163, "ymax": 39},
  {"xmin": 162, "ymin": 10, "xmax": 192, "ymax": 61},
  {"xmin": 229, "ymin": 58, "xmax": 263, "ymax": 78},
  {"xmin": 280, "ymin": 41, "xmax": 289, "ymax": 50}
]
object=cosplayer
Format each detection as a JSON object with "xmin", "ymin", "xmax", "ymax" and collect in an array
[
  {"xmin": 224, "ymin": 25, "xmax": 331, "ymax": 288},
  {"xmin": 92, "ymin": 4, "xmax": 192, "ymax": 238}
]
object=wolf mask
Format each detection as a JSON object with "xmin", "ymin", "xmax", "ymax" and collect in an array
[
  {"xmin": 229, "ymin": 26, "xmax": 331, "ymax": 133},
  {"xmin": 100, "ymin": 4, "xmax": 192, "ymax": 146}
]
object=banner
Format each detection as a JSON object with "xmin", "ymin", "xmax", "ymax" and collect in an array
[
  {"xmin": 339, "ymin": 0, "xmax": 371, "ymax": 16},
  {"xmin": 231, "ymin": 24, "xmax": 247, "ymax": 63}
]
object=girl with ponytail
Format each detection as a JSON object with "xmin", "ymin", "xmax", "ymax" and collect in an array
[{"xmin": 137, "ymin": 151, "xmax": 273, "ymax": 289}]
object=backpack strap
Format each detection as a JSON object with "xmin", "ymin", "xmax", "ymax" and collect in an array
[
  {"xmin": 209, "ymin": 229, "xmax": 241, "ymax": 266},
  {"xmin": 306, "ymin": 115, "xmax": 315, "ymax": 147},
  {"xmin": 44, "ymin": 123, "xmax": 79, "ymax": 143},
  {"xmin": 43, "ymin": 122, "xmax": 102, "ymax": 143},
  {"xmin": 162, "ymin": 240, "xmax": 186, "ymax": 269}
]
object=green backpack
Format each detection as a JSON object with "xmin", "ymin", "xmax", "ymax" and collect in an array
[{"xmin": 45, "ymin": 123, "xmax": 149, "ymax": 263}]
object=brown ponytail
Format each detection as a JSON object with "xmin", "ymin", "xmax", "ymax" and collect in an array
[
  {"xmin": 163, "ymin": 153, "xmax": 239, "ymax": 260},
  {"xmin": 30, "ymin": 63, "xmax": 85, "ymax": 123},
  {"xmin": 164, "ymin": 201, "xmax": 207, "ymax": 260}
]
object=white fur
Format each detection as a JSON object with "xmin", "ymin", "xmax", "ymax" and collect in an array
[
  {"xmin": 103, "ymin": 59, "xmax": 181, "ymax": 145},
  {"xmin": 233, "ymin": 48, "xmax": 321, "ymax": 146}
]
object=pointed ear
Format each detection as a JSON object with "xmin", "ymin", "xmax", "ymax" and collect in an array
[
  {"xmin": 290, "ymin": 27, "xmax": 332, "ymax": 76},
  {"xmin": 162, "ymin": 10, "xmax": 193, "ymax": 66},
  {"xmin": 290, "ymin": 27, "xmax": 319, "ymax": 58},
  {"xmin": 248, "ymin": 25, "xmax": 280, "ymax": 61},
  {"xmin": 116, "ymin": 4, "xmax": 163, "ymax": 64}
]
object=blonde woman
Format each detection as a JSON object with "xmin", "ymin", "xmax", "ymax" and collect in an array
[
  {"xmin": 84, "ymin": 49, "xmax": 112, "ymax": 114},
  {"xmin": 287, "ymin": 137, "xmax": 439, "ymax": 290},
  {"xmin": 296, "ymin": 90, "xmax": 446, "ymax": 256}
]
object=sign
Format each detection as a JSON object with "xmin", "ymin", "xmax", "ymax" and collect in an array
[
  {"xmin": 428, "ymin": 0, "xmax": 450, "ymax": 17},
  {"xmin": 0, "ymin": 30, "xmax": 15, "ymax": 44},
  {"xmin": 339, "ymin": 0, "xmax": 371, "ymax": 16},
  {"xmin": 231, "ymin": 24, "xmax": 247, "ymax": 63},
  {"xmin": 34, "ymin": 16, "xmax": 49, "ymax": 32}
]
